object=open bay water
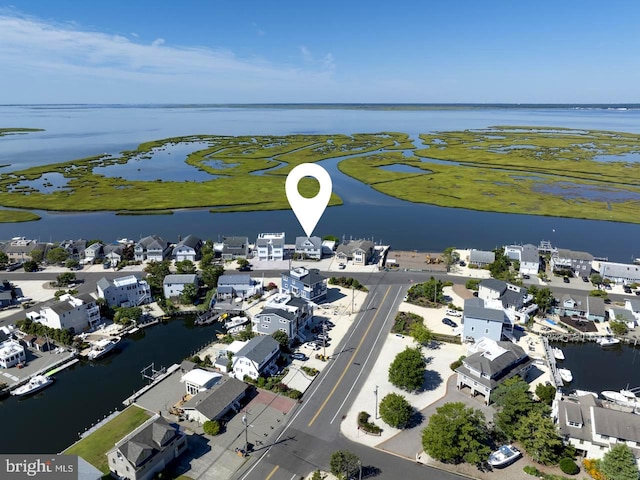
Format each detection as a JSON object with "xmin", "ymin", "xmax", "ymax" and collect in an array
[{"xmin": 0, "ymin": 104, "xmax": 639, "ymax": 261}]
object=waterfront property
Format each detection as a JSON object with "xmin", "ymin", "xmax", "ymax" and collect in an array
[
  {"xmin": 0, "ymin": 237, "xmax": 45, "ymax": 263},
  {"xmin": 180, "ymin": 369, "xmax": 222, "ymax": 396},
  {"xmin": 462, "ymin": 298, "xmax": 508, "ymax": 343},
  {"xmin": 219, "ymin": 236, "xmax": 249, "ymax": 260},
  {"xmin": 26, "ymin": 293, "xmax": 101, "ymax": 333},
  {"xmin": 281, "ymin": 267, "xmax": 327, "ymax": 303},
  {"xmin": 553, "ymin": 294, "xmax": 606, "ymax": 322},
  {"xmin": 295, "ymin": 236, "xmax": 323, "ymax": 260},
  {"xmin": 59, "ymin": 239, "xmax": 87, "ymax": 262},
  {"xmin": 172, "ymin": 234, "xmax": 203, "ymax": 262},
  {"xmin": 97, "ymin": 275, "xmax": 152, "ymax": 308},
  {"xmin": 596, "ymin": 261, "xmax": 640, "ymax": 285},
  {"xmin": 255, "ymin": 232, "xmax": 285, "ymax": 261},
  {"xmin": 103, "ymin": 244, "xmax": 124, "ymax": 264},
  {"xmin": 134, "ymin": 235, "xmax": 171, "ymax": 262},
  {"xmin": 504, "ymin": 244, "xmax": 540, "ymax": 276},
  {"xmin": 231, "ymin": 336, "xmax": 280, "ymax": 380},
  {"xmin": 162, "ymin": 274, "xmax": 199, "ymax": 300},
  {"xmin": 0, "ymin": 339, "xmax": 26, "ymax": 368},
  {"xmin": 252, "ymin": 293, "xmax": 313, "ymax": 342},
  {"xmin": 335, "ymin": 239, "xmax": 375, "ymax": 266},
  {"xmin": 216, "ymin": 274, "xmax": 262, "ymax": 302},
  {"xmin": 455, "ymin": 337, "xmax": 534, "ymax": 405},
  {"xmin": 468, "ymin": 249, "xmax": 495, "ymax": 268},
  {"xmin": 625, "ymin": 299, "xmax": 640, "ymax": 322},
  {"xmin": 106, "ymin": 414, "xmax": 188, "ymax": 480},
  {"xmin": 477, "ymin": 278, "xmax": 534, "ymax": 323},
  {"xmin": 83, "ymin": 242, "xmax": 104, "ymax": 263},
  {"xmin": 181, "ymin": 375, "xmax": 250, "ymax": 424},
  {"xmin": 551, "ymin": 248, "xmax": 594, "ymax": 277}
]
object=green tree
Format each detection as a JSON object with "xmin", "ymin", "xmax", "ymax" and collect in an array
[
  {"xmin": 46, "ymin": 247, "xmax": 69, "ymax": 265},
  {"xmin": 379, "ymin": 393, "xmax": 413, "ymax": 429},
  {"xmin": 329, "ymin": 450, "xmax": 360, "ymax": 480},
  {"xmin": 121, "ymin": 244, "xmax": 135, "ymax": 261},
  {"xmin": 492, "ymin": 376, "xmax": 538, "ymax": 439},
  {"xmin": 489, "ymin": 251, "xmax": 512, "ymax": 280},
  {"xmin": 528, "ymin": 285, "xmax": 554, "ymax": 315},
  {"xmin": 56, "ymin": 272, "xmax": 76, "ymax": 287},
  {"xmin": 271, "ymin": 330, "xmax": 289, "ymax": 348},
  {"xmin": 179, "ymin": 283, "xmax": 198, "ymax": 305},
  {"xmin": 421, "ymin": 402, "xmax": 491, "ymax": 466},
  {"xmin": 409, "ymin": 321, "xmax": 433, "ymax": 346},
  {"xmin": 0, "ymin": 251, "xmax": 9, "ymax": 267},
  {"xmin": 601, "ymin": 444, "xmax": 640, "ymax": 480},
  {"xmin": 65, "ymin": 259, "xmax": 80, "ymax": 270},
  {"xmin": 237, "ymin": 258, "xmax": 250, "ymax": 269},
  {"xmin": 513, "ymin": 410, "xmax": 563, "ymax": 465},
  {"xmin": 442, "ymin": 246, "xmax": 459, "ymax": 270},
  {"xmin": 589, "ymin": 289, "xmax": 609, "ymax": 298},
  {"xmin": 199, "ymin": 242, "xmax": 215, "ymax": 269},
  {"xmin": 388, "ymin": 347, "xmax": 426, "ymax": 392},
  {"xmin": 201, "ymin": 265, "xmax": 225, "ymax": 288},
  {"xmin": 175, "ymin": 259, "xmax": 197, "ymax": 274},
  {"xmin": 114, "ymin": 306, "xmax": 143, "ymax": 325},
  {"xmin": 144, "ymin": 260, "xmax": 171, "ymax": 292},
  {"xmin": 311, "ymin": 470, "xmax": 325, "ymax": 480},
  {"xmin": 407, "ymin": 277, "xmax": 444, "ymax": 305},
  {"xmin": 535, "ymin": 383, "xmax": 556, "ymax": 406},
  {"xmin": 611, "ymin": 317, "xmax": 628, "ymax": 335},
  {"xmin": 23, "ymin": 260, "xmax": 38, "ymax": 272},
  {"xmin": 465, "ymin": 279, "xmax": 480, "ymax": 291},
  {"xmin": 202, "ymin": 420, "xmax": 221, "ymax": 436},
  {"xmin": 29, "ymin": 248, "xmax": 44, "ymax": 263},
  {"xmin": 590, "ymin": 273, "xmax": 603, "ymax": 287}
]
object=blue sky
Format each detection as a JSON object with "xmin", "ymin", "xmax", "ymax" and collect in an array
[{"xmin": 1, "ymin": 1, "xmax": 639, "ymax": 103}]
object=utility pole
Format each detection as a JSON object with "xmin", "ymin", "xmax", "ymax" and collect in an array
[
  {"xmin": 374, "ymin": 385, "xmax": 379, "ymax": 419},
  {"xmin": 351, "ymin": 286, "xmax": 355, "ymax": 314},
  {"xmin": 242, "ymin": 410, "xmax": 250, "ymax": 456}
]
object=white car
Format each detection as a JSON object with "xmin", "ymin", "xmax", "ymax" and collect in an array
[
  {"xmin": 446, "ymin": 309, "xmax": 462, "ymax": 317},
  {"xmin": 303, "ymin": 342, "xmax": 320, "ymax": 351}
]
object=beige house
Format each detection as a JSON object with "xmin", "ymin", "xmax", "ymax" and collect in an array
[{"xmin": 335, "ymin": 240, "xmax": 374, "ymax": 266}]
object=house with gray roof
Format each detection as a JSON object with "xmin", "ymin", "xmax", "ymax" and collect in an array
[
  {"xmin": 181, "ymin": 376, "xmax": 250, "ymax": 424},
  {"xmin": 609, "ymin": 307, "xmax": 636, "ymax": 328},
  {"xmin": 597, "ymin": 261, "xmax": 640, "ymax": 285},
  {"xmin": 556, "ymin": 394, "xmax": 640, "ymax": 466},
  {"xmin": 551, "ymin": 248, "xmax": 594, "ymax": 277},
  {"xmin": 468, "ymin": 249, "xmax": 495, "ymax": 267},
  {"xmin": 336, "ymin": 239, "xmax": 375, "ymax": 266},
  {"xmin": 172, "ymin": 234, "xmax": 203, "ymax": 262},
  {"xmin": 135, "ymin": 235, "xmax": 171, "ymax": 262},
  {"xmin": 97, "ymin": 275, "xmax": 152, "ymax": 308},
  {"xmin": 231, "ymin": 336, "xmax": 280, "ymax": 380},
  {"xmin": 59, "ymin": 239, "xmax": 87, "ymax": 262},
  {"xmin": 83, "ymin": 242, "xmax": 104, "ymax": 263},
  {"xmin": 163, "ymin": 274, "xmax": 199, "ymax": 299},
  {"xmin": 26, "ymin": 293, "xmax": 100, "ymax": 333},
  {"xmin": 295, "ymin": 236, "xmax": 322, "ymax": 260},
  {"xmin": 103, "ymin": 244, "xmax": 124, "ymax": 264},
  {"xmin": 625, "ymin": 299, "xmax": 640, "ymax": 322},
  {"xmin": 504, "ymin": 244, "xmax": 540, "ymax": 276},
  {"xmin": 255, "ymin": 232, "xmax": 285, "ymax": 261},
  {"xmin": 107, "ymin": 414, "xmax": 187, "ymax": 480},
  {"xmin": 252, "ymin": 294, "xmax": 313, "ymax": 341},
  {"xmin": 455, "ymin": 337, "xmax": 533, "ymax": 404},
  {"xmin": 221, "ymin": 236, "xmax": 249, "ymax": 260},
  {"xmin": 1, "ymin": 237, "xmax": 46, "ymax": 263},
  {"xmin": 553, "ymin": 294, "xmax": 606, "ymax": 322},
  {"xmin": 216, "ymin": 274, "xmax": 262, "ymax": 302},
  {"xmin": 477, "ymin": 278, "xmax": 532, "ymax": 322},
  {"xmin": 281, "ymin": 267, "xmax": 327, "ymax": 302},
  {"xmin": 462, "ymin": 299, "xmax": 508, "ymax": 343}
]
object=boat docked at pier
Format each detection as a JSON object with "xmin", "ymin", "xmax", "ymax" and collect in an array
[
  {"xmin": 11, "ymin": 375, "xmax": 53, "ymax": 396},
  {"xmin": 597, "ymin": 336, "xmax": 620, "ymax": 347},
  {"xmin": 488, "ymin": 445, "xmax": 521, "ymax": 468},
  {"xmin": 224, "ymin": 316, "xmax": 249, "ymax": 330},
  {"xmin": 601, "ymin": 387, "xmax": 640, "ymax": 408},
  {"xmin": 87, "ymin": 336, "xmax": 121, "ymax": 360},
  {"xmin": 552, "ymin": 347, "xmax": 565, "ymax": 360},
  {"xmin": 558, "ymin": 368, "xmax": 573, "ymax": 383}
]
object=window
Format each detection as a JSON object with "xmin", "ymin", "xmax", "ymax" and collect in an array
[
  {"xmin": 280, "ymin": 318, "xmax": 287, "ymax": 324},
  {"xmin": 263, "ymin": 317, "xmax": 271, "ymax": 323},
  {"xmin": 485, "ymin": 329, "xmax": 489, "ymax": 334}
]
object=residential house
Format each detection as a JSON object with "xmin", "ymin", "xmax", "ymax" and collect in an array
[
  {"xmin": 551, "ymin": 248, "xmax": 594, "ymax": 277},
  {"xmin": 295, "ymin": 236, "xmax": 322, "ymax": 260},
  {"xmin": 180, "ymin": 369, "xmax": 222, "ymax": 396},
  {"xmin": 252, "ymin": 294, "xmax": 313, "ymax": 341},
  {"xmin": 468, "ymin": 249, "xmax": 495, "ymax": 267},
  {"xmin": 504, "ymin": 244, "xmax": 540, "ymax": 276},
  {"xmin": 553, "ymin": 294, "xmax": 606, "ymax": 322},
  {"xmin": 135, "ymin": 235, "xmax": 171, "ymax": 262},
  {"xmin": 26, "ymin": 293, "xmax": 101, "ymax": 333},
  {"xmin": 596, "ymin": 261, "xmax": 640, "ymax": 285},
  {"xmin": 172, "ymin": 234, "xmax": 203, "ymax": 262},
  {"xmin": 231, "ymin": 336, "xmax": 280, "ymax": 380},
  {"xmin": 59, "ymin": 239, "xmax": 87, "ymax": 262},
  {"xmin": 106, "ymin": 415, "xmax": 187, "ymax": 480},
  {"xmin": 97, "ymin": 275, "xmax": 152, "ymax": 308},
  {"xmin": 0, "ymin": 340, "xmax": 26, "ymax": 368},
  {"xmin": 281, "ymin": 267, "xmax": 327, "ymax": 303},
  {"xmin": 163, "ymin": 274, "xmax": 199, "ymax": 299},
  {"xmin": 556, "ymin": 394, "xmax": 640, "ymax": 467},
  {"xmin": 83, "ymin": 242, "xmax": 104, "ymax": 264},
  {"xmin": 0, "ymin": 279, "xmax": 13, "ymax": 308},
  {"xmin": 477, "ymin": 278, "xmax": 533, "ymax": 323},
  {"xmin": 22, "ymin": 335, "xmax": 54, "ymax": 352},
  {"xmin": 221, "ymin": 236, "xmax": 249, "ymax": 260},
  {"xmin": 1, "ymin": 237, "xmax": 46, "ymax": 263},
  {"xmin": 181, "ymin": 376, "xmax": 249, "ymax": 424},
  {"xmin": 216, "ymin": 274, "xmax": 262, "ymax": 302},
  {"xmin": 335, "ymin": 240, "xmax": 375, "ymax": 266},
  {"xmin": 609, "ymin": 307, "xmax": 636, "ymax": 329},
  {"xmin": 462, "ymin": 298, "xmax": 508, "ymax": 343},
  {"xmin": 103, "ymin": 245, "xmax": 124, "ymax": 264},
  {"xmin": 625, "ymin": 299, "xmax": 640, "ymax": 322},
  {"xmin": 455, "ymin": 337, "xmax": 534, "ymax": 404},
  {"xmin": 255, "ymin": 233, "xmax": 285, "ymax": 261}
]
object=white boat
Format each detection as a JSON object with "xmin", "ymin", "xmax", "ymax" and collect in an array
[
  {"xmin": 552, "ymin": 347, "xmax": 565, "ymax": 360},
  {"xmin": 597, "ymin": 336, "xmax": 620, "ymax": 347},
  {"xmin": 488, "ymin": 445, "xmax": 522, "ymax": 468},
  {"xmin": 11, "ymin": 375, "xmax": 53, "ymax": 396},
  {"xmin": 602, "ymin": 388, "xmax": 640, "ymax": 408},
  {"xmin": 224, "ymin": 316, "xmax": 249, "ymax": 330},
  {"xmin": 227, "ymin": 326, "xmax": 247, "ymax": 335},
  {"xmin": 87, "ymin": 336, "xmax": 121, "ymax": 360},
  {"xmin": 574, "ymin": 390, "xmax": 598, "ymax": 398},
  {"xmin": 558, "ymin": 368, "xmax": 573, "ymax": 383}
]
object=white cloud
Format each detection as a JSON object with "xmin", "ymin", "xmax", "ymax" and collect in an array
[
  {"xmin": 151, "ymin": 38, "xmax": 165, "ymax": 47},
  {"xmin": 299, "ymin": 45, "xmax": 312, "ymax": 62},
  {"xmin": 130, "ymin": 32, "xmax": 139, "ymax": 38}
]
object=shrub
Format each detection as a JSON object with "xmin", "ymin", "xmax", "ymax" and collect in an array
[
  {"xmin": 357, "ymin": 411, "xmax": 382, "ymax": 434},
  {"xmin": 559, "ymin": 458, "xmax": 579, "ymax": 475},
  {"xmin": 301, "ymin": 366, "xmax": 319, "ymax": 376},
  {"xmin": 524, "ymin": 465, "xmax": 542, "ymax": 476},
  {"xmin": 286, "ymin": 389, "xmax": 302, "ymax": 400},
  {"xmin": 203, "ymin": 420, "xmax": 221, "ymax": 436},
  {"xmin": 583, "ymin": 458, "xmax": 606, "ymax": 480},
  {"xmin": 449, "ymin": 355, "xmax": 466, "ymax": 371}
]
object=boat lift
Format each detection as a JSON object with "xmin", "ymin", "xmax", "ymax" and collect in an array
[{"xmin": 141, "ymin": 363, "xmax": 166, "ymax": 382}]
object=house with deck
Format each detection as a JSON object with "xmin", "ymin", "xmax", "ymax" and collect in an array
[
  {"xmin": 97, "ymin": 275, "xmax": 152, "ymax": 308},
  {"xmin": 172, "ymin": 234, "xmax": 203, "ymax": 262},
  {"xmin": 477, "ymin": 278, "xmax": 534, "ymax": 323},
  {"xmin": 252, "ymin": 294, "xmax": 313, "ymax": 341},
  {"xmin": 335, "ymin": 240, "xmax": 375, "ymax": 266},
  {"xmin": 219, "ymin": 236, "xmax": 250, "ymax": 260},
  {"xmin": 1, "ymin": 237, "xmax": 46, "ymax": 263},
  {"xmin": 255, "ymin": 233, "xmax": 285, "ymax": 261},
  {"xmin": 231, "ymin": 336, "xmax": 280, "ymax": 380},
  {"xmin": 181, "ymin": 375, "xmax": 250, "ymax": 424},
  {"xmin": 281, "ymin": 267, "xmax": 327, "ymax": 302},
  {"xmin": 551, "ymin": 248, "xmax": 594, "ymax": 277},
  {"xmin": 504, "ymin": 244, "xmax": 540, "ymax": 276},
  {"xmin": 83, "ymin": 242, "xmax": 104, "ymax": 263},
  {"xmin": 26, "ymin": 293, "xmax": 101, "ymax": 333},
  {"xmin": 216, "ymin": 274, "xmax": 262, "ymax": 302},
  {"xmin": 135, "ymin": 235, "xmax": 171, "ymax": 262},
  {"xmin": 0, "ymin": 339, "xmax": 26, "ymax": 368},
  {"xmin": 553, "ymin": 294, "xmax": 606, "ymax": 322},
  {"xmin": 59, "ymin": 239, "xmax": 87, "ymax": 262},
  {"xmin": 596, "ymin": 261, "xmax": 640, "ymax": 285},
  {"xmin": 162, "ymin": 274, "xmax": 199, "ymax": 300},
  {"xmin": 295, "ymin": 236, "xmax": 322, "ymax": 260}
]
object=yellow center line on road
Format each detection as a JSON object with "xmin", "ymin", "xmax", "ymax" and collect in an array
[
  {"xmin": 265, "ymin": 465, "xmax": 279, "ymax": 480},
  {"xmin": 307, "ymin": 286, "xmax": 392, "ymax": 428}
]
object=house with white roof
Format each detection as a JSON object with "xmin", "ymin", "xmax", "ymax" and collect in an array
[
  {"xmin": 281, "ymin": 267, "xmax": 327, "ymax": 302},
  {"xmin": 97, "ymin": 275, "xmax": 152, "ymax": 308},
  {"xmin": 255, "ymin": 233, "xmax": 285, "ymax": 261},
  {"xmin": 180, "ymin": 369, "xmax": 222, "ymax": 396},
  {"xmin": 26, "ymin": 293, "xmax": 101, "ymax": 333},
  {"xmin": 231, "ymin": 335, "xmax": 280, "ymax": 380},
  {"xmin": 0, "ymin": 339, "xmax": 26, "ymax": 368},
  {"xmin": 504, "ymin": 244, "xmax": 540, "ymax": 275}
]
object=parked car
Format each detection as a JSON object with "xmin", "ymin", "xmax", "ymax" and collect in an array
[
  {"xmin": 303, "ymin": 342, "xmax": 320, "ymax": 350},
  {"xmin": 291, "ymin": 353, "xmax": 308, "ymax": 361},
  {"xmin": 563, "ymin": 277, "xmax": 570, "ymax": 284},
  {"xmin": 316, "ymin": 334, "xmax": 330, "ymax": 341},
  {"xmin": 522, "ymin": 274, "xmax": 530, "ymax": 280},
  {"xmin": 623, "ymin": 285, "xmax": 632, "ymax": 294},
  {"xmin": 459, "ymin": 261, "xmax": 466, "ymax": 267},
  {"xmin": 338, "ymin": 263, "xmax": 346, "ymax": 269},
  {"xmin": 446, "ymin": 309, "xmax": 462, "ymax": 317},
  {"xmin": 582, "ymin": 276, "xmax": 589, "ymax": 282},
  {"xmin": 442, "ymin": 317, "xmax": 457, "ymax": 328}
]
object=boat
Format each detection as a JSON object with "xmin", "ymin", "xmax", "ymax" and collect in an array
[
  {"xmin": 597, "ymin": 336, "xmax": 620, "ymax": 347},
  {"xmin": 11, "ymin": 375, "xmax": 53, "ymax": 396},
  {"xmin": 87, "ymin": 336, "xmax": 121, "ymax": 360},
  {"xmin": 488, "ymin": 445, "xmax": 522, "ymax": 468},
  {"xmin": 224, "ymin": 316, "xmax": 249, "ymax": 330},
  {"xmin": 601, "ymin": 388, "xmax": 640, "ymax": 408},
  {"xmin": 574, "ymin": 390, "xmax": 598, "ymax": 398},
  {"xmin": 558, "ymin": 368, "xmax": 573, "ymax": 383},
  {"xmin": 227, "ymin": 326, "xmax": 247, "ymax": 335},
  {"xmin": 552, "ymin": 347, "xmax": 565, "ymax": 360}
]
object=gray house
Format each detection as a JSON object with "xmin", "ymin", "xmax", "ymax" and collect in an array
[
  {"xmin": 135, "ymin": 235, "xmax": 171, "ymax": 262},
  {"xmin": 504, "ymin": 244, "xmax": 540, "ymax": 276},
  {"xmin": 281, "ymin": 267, "xmax": 327, "ymax": 302},
  {"xmin": 221, "ymin": 236, "xmax": 249, "ymax": 260},
  {"xmin": 336, "ymin": 240, "xmax": 375, "ymax": 266},
  {"xmin": 216, "ymin": 274, "xmax": 262, "ymax": 301},
  {"xmin": 551, "ymin": 248, "xmax": 594, "ymax": 276},
  {"xmin": 59, "ymin": 239, "xmax": 87, "ymax": 262},
  {"xmin": 163, "ymin": 274, "xmax": 199, "ymax": 299},
  {"xmin": 598, "ymin": 261, "xmax": 640, "ymax": 285},
  {"xmin": 106, "ymin": 415, "xmax": 187, "ymax": 480},
  {"xmin": 462, "ymin": 298, "xmax": 507, "ymax": 343},
  {"xmin": 554, "ymin": 294, "xmax": 606, "ymax": 322},
  {"xmin": 172, "ymin": 234, "xmax": 203, "ymax": 262},
  {"xmin": 181, "ymin": 376, "xmax": 249, "ymax": 424},
  {"xmin": 252, "ymin": 294, "xmax": 313, "ymax": 341},
  {"xmin": 468, "ymin": 249, "xmax": 495, "ymax": 267},
  {"xmin": 295, "ymin": 236, "xmax": 322, "ymax": 260}
]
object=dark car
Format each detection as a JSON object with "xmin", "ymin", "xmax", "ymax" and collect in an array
[
  {"xmin": 459, "ymin": 261, "xmax": 466, "ymax": 267},
  {"xmin": 291, "ymin": 353, "xmax": 308, "ymax": 361},
  {"xmin": 582, "ymin": 276, "xmax": 589, "ymax": 282},
  {"xmin": 522, "ymin": 274, "xmax": 530, "ymax": 280},
  {"xmin": 442, "ymin": 317, "xmax": 457, "ymax": 328},
  {"xmin": 563, "ymin": 277, "xmax": 570, "ymax": 284},
  {"xmin": 624, "ymin": 286, "xmax": 632, "ymax": 294},
  {"xmin": 238, "ymin": 265, "xmax": 252, "ymax": 272}
]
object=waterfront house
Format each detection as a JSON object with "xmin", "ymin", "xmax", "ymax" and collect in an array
[
  {"xmin": 106, "ymin": 414, "xmax": 187, "ymax": 480},
  {"xmin": 59, "ymin": 239, "xmax": 87, "ymax": 262},
  {"xmin": 172, "ymin": 234, "xmax": 203, "ymax": 262},
  {"xmin": 608, "ymin": 307, "xmax": 636, "ymax": 329},
  {"xmin": 134, "ymin": 235, "xmax": 171, "ymax": 262},
  {"xmin": 477, "ymin": 278, "xmax": 533, "ymax": 323},
  {"xmin": 556, "ymin": 394, "xmax": 640, "ymax": 468},
  {"xmin": 216, "ymin": 274, "xmax": 262, "ymax": 302},
  {"xmin": 468, "ymin": 249, "xmax": 495, "ymax": 268},
  {"xmin": 231, "ymin": 335, "xmax": 280, "ymax": 380},
  {"xmin": 596, "ymin": 261, "xmax": 640, "ymax": 285},
  {"xmin": 553, "ymin": 294, "xmax": 606, "ymax": 322},
  {"xmin": 103, "ymin": 244, "xmax": 124, "ymax": 264},
  {"xmin": 252, "ymin": 294, "xmax": 313, "ymax": 342},
  {"xmin": 255, "ymin": 232, "xmax": 285, "ymax": 261},
  {"xmin": 83, "ymin": 242, "xmax": 104, "ymax": 263},
  {"xmin": 295, "ymin": 236, "xmax": 322, "ymax": 260},
  {"xmin": 625, "ymin": 299, "xmax": 640, "ymax": 322},
  {"xmin": 180, "ymin": 369, "xmax": 222, "ymax": 396},
  {"xmin": 97, "ymin": 275, "xmax": 152, "ymax": 308},
  {"xmin": 455, "ymin": 337, "xmax": 533, "ymax": 405},
  {"xmin": 462, "ymin": 298, "xmax": 508, "ymax": 343},
  {"xmin": 504, "ymin": 244, "xmax": 540, "ymax": 276},
  {"xmin": 181, "ymin": 376, "xmax": 249, "ymax": 424},
  {"xmin": 0, "ymin": 237, "xmax": 46, "ymax": 263},
  {"xmin": 281, "ymin": 267, "xmax": 327, "ymax": 302},
  {"xmin": 162, "ymin": 274, "xmax": 199, "ymax": 300},
  {"xmin": 336, "ymin": 239, "xmax": 375, "ymax": 266},
  {"xmin": 22, "ymin": 335, "xmax": 54, "ymax": 352},
  {"xmin": 26, "ymin": 293, "xmax": 101, "ymax": 333},
  {"xmin": 551, "ymin": 248, "xmax": 594, "ymax": 277},
  {"xmin": 220, "ymin": 236, "xmax": 249, "ymax": 260},
  {"xmin": 0, "ymin": 339, "xmax": 25, "ymax": 368}
]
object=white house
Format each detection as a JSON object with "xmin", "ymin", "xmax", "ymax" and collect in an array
[
  {"xmin": 0, "ymin": 340, "xmax": 26, "ymax": 368},
  {"xmin": 295, "ymin": 236, "xmax": 322, "ymax": 260},
  {"xmin": 26, "ymin": 293, "xmax": 101, "ymax": 333},
  {"xmin": 625, "ymin": 299, "xmax": 640, "ymax": 322},
  {"xmin": 596, "ymin": 261, "xmax": 640, "ymax": 285},
  {"xmin": 477, "ymin": 278, "xmax": 533, "ymax": 323},
  {"xmin": 216, "ymin": 274, "xmax": 262, "ymax": 302},
  {"xmin": 255, "ymin": 233, "xmax": 285, "ymax": 261},
  {"xmin": 83, "ymin": 242, "xmax": 104, "ymax": 263},
  {"xmin": 96, "ymin": 275, "xmax": 152, "ymax": 308},
  {"xmin": 231, "ymin": 336, "xmax": 280, "ymax": 380},
  {"xmin": 134, "ymin": 235, "xmax": 171, "ymax": 262},
  {"xmin": 172, "ymin": 235, "xmax": 203, "ymax": 262},
  {"xmin": 504, "ymin": 244, "xmax": 540, "ymax": 275},
  {"xmin": 180, "ymin": 369, "xmax": 222, "ymax": 396},
  {"xmin": 163, "ymin": 274, "xmax": 199, "ymax": 299},
  {"xmin": 336, "ymin": 240, "xmax": 374, "ymax": 266},
  {"xmin": 181, "ymin": 376, "xmax": 249, "ymax": 424}
]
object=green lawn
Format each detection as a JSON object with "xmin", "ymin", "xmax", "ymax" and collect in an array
[{"xmin": 64, "ymin": 405, "xmax": 152, "ymax": 474}]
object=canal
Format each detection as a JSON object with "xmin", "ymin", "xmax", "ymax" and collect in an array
[{"xmin": 0, "ymin": 317, "xmax": 222, "ymax": 454}]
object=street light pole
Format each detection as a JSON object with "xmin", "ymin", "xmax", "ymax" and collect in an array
[
  {"xmin": 374, "ymin": 385, "xmax": 379, "ymax": 419},
  {"xmin": 351, "ymin": 286, "xmax": 354, "ymax": 314},
  {"xmin": 242, "ymin": 411, "xmax": 249, "ymax": 456}
]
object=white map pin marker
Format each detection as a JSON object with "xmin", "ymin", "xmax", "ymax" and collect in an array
[{"xmin": 286, "ymin": 163, "xmax": 332, "ymax": 238}]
